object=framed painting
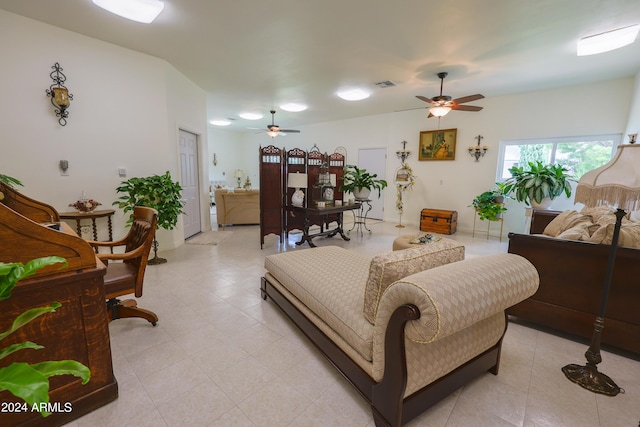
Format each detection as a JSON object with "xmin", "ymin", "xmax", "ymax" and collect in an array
[{"xmin": 419, "ymin": 128, "xmax": 457, "ymax": 160}]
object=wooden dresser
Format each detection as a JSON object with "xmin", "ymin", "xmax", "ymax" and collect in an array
[{"xmin": 0, "ymin": 183, "xmax": 117, "ymax": 426}]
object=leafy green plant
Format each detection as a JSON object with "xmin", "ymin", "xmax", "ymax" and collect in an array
[
  {"xmin": 470, "ymin": 191, "xmax": 507, "ymax": 221},
  {"xmin": 0, "ymin": 257, "xmax": 90, "ymax": 417},
  {"xmin": 339, "ymin": 165, "xmax": 388, "ymax": 199},
  {"xmin": 501, "ymin": 161, "xmax": 574, "ymax": 206},
  {"xmin": 0, "ymin": 174, "xmax": 23, "ymax": 188},
  {"xmin": 113, "ymin": 171, "xmax": 185, "ymax": 231}
]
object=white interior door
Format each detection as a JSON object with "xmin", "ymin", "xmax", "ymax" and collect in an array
[
  {"xmin": 179, "ymin": 129, "xmax": 201, "ymax": 239},
  {"xmin": 358, "ymin": 148, "xmax": 387, "ymax": 220}
]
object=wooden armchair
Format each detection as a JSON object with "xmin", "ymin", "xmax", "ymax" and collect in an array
[{"xmin": 88, "ymin": 206, "xmax": 159, "ymax": 326}]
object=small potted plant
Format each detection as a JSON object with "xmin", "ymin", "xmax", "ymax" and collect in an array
[
  {"xmin": 339, "ymin": 165, "xmax": 388, "ymax": 200},
  {"xmin": 471, "ymin": 191, "xmax": 507, "ymax": 221},
  {"xmin": 501, "ymin": 161, "xmax": 574, "ymax": 208}
]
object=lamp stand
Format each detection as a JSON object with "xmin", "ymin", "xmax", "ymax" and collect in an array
[
  {"xmin": 396, "ymin": 212, "xmax": 405, "ymax": 228},
  {"xmin": 561, "ymin": 208, "xmax": 625, "ymax": 396}
]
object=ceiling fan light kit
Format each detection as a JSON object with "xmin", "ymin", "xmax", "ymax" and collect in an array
[
  {"xmin": 265, "ymin": 110, "xmax": 301, "ymax": 138},
  {"xmin": 577, "ymin": 24, "xmax": 639, "ymax": 56},
  {"xmin": 416, "ymin": 72, "xmax": 484, "ymax": 118},
  {"xmin": 92, "ymin": 0, "xmax": 164, "ymax": 24},
  {"xmin": 429, "ymin": 106, "xmax": 452, "ymax": 117}
]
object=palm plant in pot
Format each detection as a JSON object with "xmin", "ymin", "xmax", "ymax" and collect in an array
[
  {"xmin": 114, "ymin": 171, "xmax": 184, "ymax": 264},
  {"xmin": 501, "ymin": 161, "xmax": 574, "ymax": 208},
  {"xmin": 339, "ymin": 165, "xmax": 388, "ymax": 200}
]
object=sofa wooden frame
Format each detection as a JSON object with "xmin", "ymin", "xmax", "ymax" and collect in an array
[{"xmin": 261, "ymin": 276, "xmax": 507, "ymax": 427}]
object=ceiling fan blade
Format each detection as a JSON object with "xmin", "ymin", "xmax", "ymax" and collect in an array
[
  {"xmin": 395, "ymin": 106, "xmax": 428, "ymax": 113},
  {"xmin": 452, "ymin": 105, "xmax": 483, "ymax": 112},
  {"xmin": 452, "ymin": 94, "xmax": 484, "ymax": 104},
  {"xmin": 415, "ymin": 95, "xmax": 435, "ymax": 105},
  {"xmin": 280, "ymin": 129, "xmax": 300, "ymax": 133}
]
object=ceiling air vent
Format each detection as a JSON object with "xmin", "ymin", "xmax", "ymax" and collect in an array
[{"xmin": 374, "ymin": 80, "xmax": 397, "ymax": 88}]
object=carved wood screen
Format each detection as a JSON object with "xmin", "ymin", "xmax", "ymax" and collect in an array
[
  {"xmin": 285, "ymin": 148, "xmax": 306, "ymax": 236},
  {"xmin": 259, "ymin": 145, "xmax": 346, "ymax": 248},
  {"xmin": 259, "ymin": 145, "xmax": 284, "ymax": 248}
]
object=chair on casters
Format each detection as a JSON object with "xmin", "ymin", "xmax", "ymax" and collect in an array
[{"xmin": 88, "ymin": 206, "xmax": 159, "ymax": 326}]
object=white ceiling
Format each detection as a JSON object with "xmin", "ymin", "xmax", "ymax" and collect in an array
[{"xmin": 2, "ymin": 0, "xmax": 640, "ymax": 132}]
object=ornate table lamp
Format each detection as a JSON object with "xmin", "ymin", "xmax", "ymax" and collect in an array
[
  {"xmin": 288, "ymin": 172, "xmax": 308, "ymax": 207},
  {"xmin": 562, "ymin": 138, "xmax": 640, "ymax": 396}
]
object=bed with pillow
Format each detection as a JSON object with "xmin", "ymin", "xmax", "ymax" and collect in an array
[{"xmin": 507, "ymin": 207, "xmax": 640, "ymax": 355}]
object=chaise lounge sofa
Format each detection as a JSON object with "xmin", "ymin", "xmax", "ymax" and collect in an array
[{"xmin": 261, "ymin": 242, "xmax": 539, "ymax": 426}]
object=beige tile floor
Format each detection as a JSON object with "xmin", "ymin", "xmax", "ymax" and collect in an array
[{"xmin": 68, "ymin": 215, "xmax": 640, "ymax": 427}]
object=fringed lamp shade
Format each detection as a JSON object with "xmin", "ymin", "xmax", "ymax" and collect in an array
[{"xmin": 574, "ymin": 144, "xmax": 640, "ymax": 211}]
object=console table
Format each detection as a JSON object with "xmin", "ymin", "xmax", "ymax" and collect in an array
[
  {"xmin": 60, "ymin": 209, "xmax": 115, "ymax": 250},
  {"xmin": 290, "ymin": 203, "xmax": 360, "ymax": 247}
]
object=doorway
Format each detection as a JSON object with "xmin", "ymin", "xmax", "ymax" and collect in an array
[
  {"xmin": 179, "ymin": 129, "xmax": 201, "ymax": 239},
  {"xmin": 357, "ymin": 148, "xmax": 387, "ymax": 220}
]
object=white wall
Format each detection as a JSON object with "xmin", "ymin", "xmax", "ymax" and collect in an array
[
  {"xmin": 625, "ymin": 70, "xmax": 640, "ymax": 139},
  {"xmin": 0, "ymin": 10, "xmax": 209, "ymax": 250},
  {"xmin": 241, "ymin": 77, "xmax": 635, "ymax": 235}
]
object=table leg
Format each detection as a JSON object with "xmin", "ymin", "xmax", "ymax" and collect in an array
[
  {"xmin": 74, "ymin": 219, "xmax": 82, "ymax": 236},
  {"xmin": 295, "ymin": 211, "xmax": 316, "ymax": 247},
  {"xmin": 336, "ymin": 212, "xmax": 350, "ymax": 241},
  {"xmin": 91, "ymin": 218, "xmax": 98, "ymax": 241}
]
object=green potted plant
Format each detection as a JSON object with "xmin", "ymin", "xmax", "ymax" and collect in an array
[
  {"xmin": 501, "ymin": 161, "xmax": 574, "ymax": 208},
  {"xmin": 339, "ymin": 165, "xmax": 388, "ymax": 200},
  {"xmin": 0, "ymin": 256, "xmax": 90, "ymax": 417},
  {"xmin": 470, "ymin": 190, "xmax": 507, "ymax": 221},
  {"xmin": 113, "ymin": 171, "xmax": 185, "ymax": 264}
]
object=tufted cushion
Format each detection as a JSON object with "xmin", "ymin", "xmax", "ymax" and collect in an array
[
  {"xmin": 362, "ymin": 240, "xmax": 464, "ymax": 324},
  {"xmin": 589, "ymin": 222, "xmax": 640, "ymax": 248},
  {"xmin": 542, "ymin": 210, "xmax": 591, "ymax": 237},
  {"xmin": 556, "ymin": 222, "xmax": 591, "ymax": 241}
]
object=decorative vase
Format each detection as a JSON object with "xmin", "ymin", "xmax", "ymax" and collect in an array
[
  {"xmin": 69, "ymin": 198, "xmax": 101, "ymax": 213},
  {"xmin": 531, "ymin": 197, "xmax": 552, "ymax": 210},
  {"xmin": 353, "ymin": 188, "xmax": 371, "ymax": 200}
]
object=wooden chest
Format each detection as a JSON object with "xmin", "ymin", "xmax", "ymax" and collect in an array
[{"xmin": 420, "ymin": 209, "xmax": 458, "ymax": 234}]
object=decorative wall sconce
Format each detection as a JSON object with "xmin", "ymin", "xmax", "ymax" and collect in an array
[
  {"xmin": 212, "ymin": 153, "xmax": 218, "ymax": 166},
  {"xmin": 468, "ymin": 135, "xmax": 488, "ymax": 161},
  {"xmin": 46, "ymin": 63, "xmax": 73, "ymax": 126},
  {"xmin": 629, "ymin": 133, "xmax": 637, "ymax": 144},
  {"xmin": 395, "ymin": 140, "xmax": 411, "ymax": 163}
]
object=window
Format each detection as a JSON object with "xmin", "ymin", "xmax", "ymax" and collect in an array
[{"xmin": 497, "ymin": 134, "xmax": 621, "ymax": 181}]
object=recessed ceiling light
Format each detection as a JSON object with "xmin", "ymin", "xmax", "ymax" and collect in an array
[
  {"xmin": 337, "ymin": 89, "xmax": 370, "ymax": 101},
  {"xmin": 239, "ymin": 112, "xmax": 263, "ymax": 120},
  {"xmin": 210, "ymin": 119, "xmax": 231, "ymax": 126},
  {"xmin": 92, "ymin": 0, "xmax": 164, "ymax": 24},
  {"xmin": 577, "ymin": 24, "xmax": 640, "ymax": 56},
  {"xmin": 280, "ymin": 103, "xmax": 308, "ymax": 112}
]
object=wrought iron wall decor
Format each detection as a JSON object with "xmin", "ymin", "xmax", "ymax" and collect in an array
[
  {"xmin": 468, "ymin": 134, "xmax": 488, "ymax": 161},
  {"xmin": 45, "ymin": 62, "xmax": 73, "ymax": 126}
]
